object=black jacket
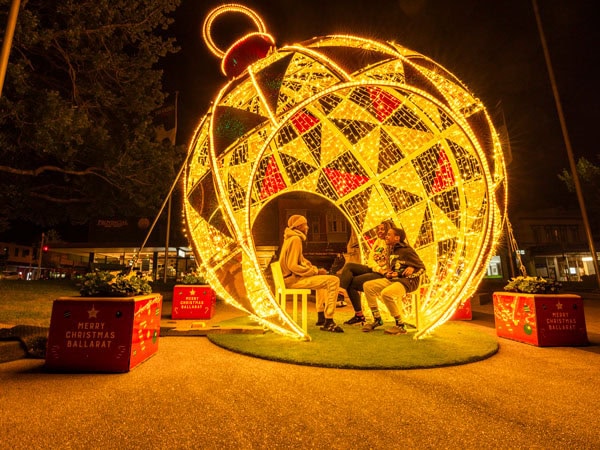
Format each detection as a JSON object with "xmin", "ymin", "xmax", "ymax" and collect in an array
[{"xmin": 388, "ymin": 242, "xmax": 426, "ymax": 293}]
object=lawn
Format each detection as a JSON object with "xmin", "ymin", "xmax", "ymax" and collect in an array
[
  {"xmin": 0, "ymin": 279, "xmax": 175, "ymax": 327},
  {"xmin": 0, "ymin": 280, "xmax": 79, "ymax": 327}
]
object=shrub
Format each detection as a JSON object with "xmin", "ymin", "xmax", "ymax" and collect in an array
[
  {"xmin": 80, "ymin": 271, "xmax": 152, "ymax": 297},
  {"xmin": 180, "ymin": 270, "xmax": 207, "ymax": 285},
  {"xmin": 503, "ymin": 276, "xmax": 562, "ymax": 294}
]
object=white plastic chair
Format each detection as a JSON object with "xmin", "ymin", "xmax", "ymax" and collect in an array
[
  {"xmin": 270, "ymin": 261, "xmax": 309, "ymax": 333},
  {"xmin": 399, "ymin": 276, "xmax": 424, "ymax": 330}
]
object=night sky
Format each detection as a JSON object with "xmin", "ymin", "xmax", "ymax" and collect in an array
[{"xmin": 163, "ymin": 0, "xmax": 599, "ymax": 218}]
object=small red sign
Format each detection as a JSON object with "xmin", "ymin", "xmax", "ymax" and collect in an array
[
  {"xmin": 451, "ymin": 297, "xmax": 472, "ymax": 320},
  {"xmin": 172, "ymin": 285, "xmax": 216, "ymax": 319},
  {"xmin": 493, "ymin": 293, "xmax": 588, "ymax": 346},
  {"xmin": 45, "ymin": 294, "xmax": 162, "ymax": 372}
]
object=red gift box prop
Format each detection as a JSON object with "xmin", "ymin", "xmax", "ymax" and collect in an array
[
  {"xmin": 493, "ymin": 292, "xmax": 588, "ymax": 347},
  {"xmin": 45, "ymin": 294, "xmax": 162, "ymax": 372},
  {"xmin": 172, "ymin": 285, "xmax": 216, "ymax": 319},
  {"xmin": 451, "ymin": 297, "xmax": 472, "ymax": 320}
]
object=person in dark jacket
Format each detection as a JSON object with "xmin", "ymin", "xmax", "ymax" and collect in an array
[{"xmin": 362, "ymin": 226, "xmax": 426, "ymax": 335}]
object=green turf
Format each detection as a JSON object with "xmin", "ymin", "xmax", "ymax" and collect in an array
[{"xmin": 208, "ymin": 311, "xmax": 499, "ymax": 370}]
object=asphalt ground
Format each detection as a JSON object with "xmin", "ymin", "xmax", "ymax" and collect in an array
[{"xmin": 1, "ymin": 295, "xmax": 599, "ymax": 449}]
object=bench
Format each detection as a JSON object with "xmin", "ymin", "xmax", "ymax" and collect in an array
[{"xmin": 270, "ymin": 261, "xmax": 309, "ymax": 333}]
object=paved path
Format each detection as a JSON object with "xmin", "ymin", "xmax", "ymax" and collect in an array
[{"xmin": 1, "ymin": 299, "xmax": 599, "ymax": 449}]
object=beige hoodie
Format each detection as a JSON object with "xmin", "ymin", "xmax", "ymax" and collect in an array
[{"xmin": 279, "ymin": 227, "xmax": 318, "ymax": 279}]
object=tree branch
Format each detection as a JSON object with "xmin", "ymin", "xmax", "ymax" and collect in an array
[
  {"xmin": 29, "ymin": 192, "xmax": 90, "ymax": 204},
  {"xmin": 0, "ymin": 164, "xmax": 125, "ymax": 188},
  {"xmin": 0, "ymin": 164, "xmax": 99, "ymax": 177}
]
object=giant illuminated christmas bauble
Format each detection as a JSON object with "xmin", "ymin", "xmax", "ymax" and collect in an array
[{"xmin": 183, "ymin": 4, "xmax": 507, "ymax": 340}]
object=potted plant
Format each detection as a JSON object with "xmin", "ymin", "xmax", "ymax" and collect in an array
[
  {"xmin": 45, "ymin": 269, "xmax": 162, "ymax": 372},
  {"xmin": 172, "ymin": 269, "xmax": 216, "ymax": 319},
  {"xmin": 493, "ymin": 275, "xmax": 587, "ymax": 347}
]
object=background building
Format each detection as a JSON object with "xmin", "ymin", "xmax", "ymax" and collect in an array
[{"xmin": 512, "ymin": 207, "xmax": 598, "ymax": 283}]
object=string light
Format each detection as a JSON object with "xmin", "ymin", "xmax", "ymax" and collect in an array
[
  {"xmin": 202, "ymin": 4, "xmax": 268, "ymax": 58},
  {"xmin": 183, "ymin": 5, "xmax": 508, "ymax": 340}
]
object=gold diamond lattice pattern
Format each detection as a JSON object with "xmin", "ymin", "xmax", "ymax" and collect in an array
[{"xmin": 183, "ymin": 33, "xmax": 506, "ymax": 340}]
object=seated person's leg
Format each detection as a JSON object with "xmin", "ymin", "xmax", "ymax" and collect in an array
[
  {"xmin": 292, "ymin": 275, "xmax": 342, "ymax": 329},
  {"xmin": 381, "ymin": 282, "xmax": 406, "ymax": 318},
  {"xmin": 361, "ymin": 278, "xmax": 391, "ymax": 331},
  {"xmin": 338, "ymin": 262, "xmax": 372, "ymax": 290},
  {"xmin": 346, "ymin": 272, "xmax": 379, "ymax": 311},
  {"xmin": 343, "ymin": 275, "xmax": 370, "ymax": 325},
  {"xmin": 352, "ymin": 271, "xmax": 384, "ymax": 301},
  {"xmin": 381, "ymin": 282, "xmax": 409, "ymax": 334}
]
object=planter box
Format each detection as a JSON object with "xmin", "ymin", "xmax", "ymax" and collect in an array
[
  {"xmin": 45, "ymin": 294, "xmax": 162, "ymax": 372},
  {"xmin": 172, "ymin": 285, "xmax": 216, "ymax": 319},
  {"xmin": 451, "ymin": 297, "xmax": 472, "ymax": 320},
  {"xmin": 492, "ymin": 292, "xmax": 588, "ymax": 347}
]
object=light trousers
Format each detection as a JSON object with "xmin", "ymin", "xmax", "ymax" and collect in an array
[
  {"xmin": 363, "ymin": 278, "xmax": 407, "ymax": 319},
  {"xmin": 289, "ymin": 274, "xmax": 340, "ymax": 318}
]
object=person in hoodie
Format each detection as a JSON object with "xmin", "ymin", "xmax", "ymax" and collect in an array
[
  {"xmin": 362, "ymin": 226, "xmax": 426, "ymax": 335},
  {"xmin": 279, "ymin": 214, "xmax": 343, "ymax": 333}
]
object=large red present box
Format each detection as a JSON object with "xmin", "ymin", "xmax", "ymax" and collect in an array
[
  {"xmin": 45, "ymin": 294, "xmax": 162, "ymax": 372},
  {"xmin": 172, "ymin": 285, "xmax": 216, "ymax": 319},
  {"xmin": 451, "ymin": 297, "xmax": 472, "ymax": 320},
  {"xmin": 492, "ymin": 292, "xmax": 588, "ymax": 347}
]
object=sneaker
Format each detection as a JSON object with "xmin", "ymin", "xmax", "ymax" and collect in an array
[
  {"xmin": 362, "ymin": 317, "xmax": 383, "ymax": 332},
  {"xmin": 344, "ymin": 315, "xmax": 366, "ymax": 326},
  {"xmin": 336, "ymin": 293, "xmax": 347, "ymax": 307},
  {"xmin": 384, "ymin": 324, "xmax": 407, "ymax": 335},
  {"xmin": 320, "ymin": 321, "xmax": 344, "ymax": 333}
]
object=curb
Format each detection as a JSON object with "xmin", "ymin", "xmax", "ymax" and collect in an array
[{"xmin": 0, "ymin": 318, "xmax": 264, "ymax": 365}]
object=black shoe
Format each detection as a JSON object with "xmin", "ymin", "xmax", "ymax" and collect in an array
[
  {"xmin": 336, "ymin": 293, "xmax": 347, "ymax": 307},
  {"xmin": 344, "ymin": 315, "xmax": 366, "ymax": 326},
  {"xmin": 320, "ymin": 321, "xmax": 344, "ymax": 333}
]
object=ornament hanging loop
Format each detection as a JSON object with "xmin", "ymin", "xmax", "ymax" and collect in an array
[{"xmin": 202, "ymin": 4, "xmax": 268, "ymax": 59}]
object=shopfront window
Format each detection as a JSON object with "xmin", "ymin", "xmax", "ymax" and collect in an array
[{"xmin": 485, "ymin": 255, "xmax": 503, "ymax": 278}]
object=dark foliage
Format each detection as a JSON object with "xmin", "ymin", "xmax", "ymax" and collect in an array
[{"xmin": 0, "ymin": 0, "xmax": 182, "ymax": 231}]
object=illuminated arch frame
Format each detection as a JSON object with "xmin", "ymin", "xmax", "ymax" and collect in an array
[
  {"xmin": 243, "ymin": 83, "xmax": 496, "ymax": 339},
  {"xmin": 185, "ymin": 8, "xmax": 508, "ymax": 341}
]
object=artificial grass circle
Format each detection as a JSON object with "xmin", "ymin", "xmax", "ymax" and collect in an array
[{"xmin": 208, "ymin": 311, "xmax": 499, "ymax": 370}]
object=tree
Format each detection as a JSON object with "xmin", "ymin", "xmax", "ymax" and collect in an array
[
  {"xmin": 558, "ymin": 156, "xmax": 600, "ymax": 231},
  {"xmin": 0, "ymin": 0, "xmax": 181, "ymax": 232}
]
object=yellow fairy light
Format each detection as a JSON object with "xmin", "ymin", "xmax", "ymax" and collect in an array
[
  {"xmin": 183, "ymin": 4, "xmax": 508, "ymax": 340},
  {"xmin": 202, "ymin": 3, "xmax": 267, "ymax": 58}
]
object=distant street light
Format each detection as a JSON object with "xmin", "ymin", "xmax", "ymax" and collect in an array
[{"xmin": 532, "ymin": 0, "xmax": 600, "ymax": 288}]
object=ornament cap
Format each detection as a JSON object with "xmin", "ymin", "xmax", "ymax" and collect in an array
[
  {"xmin": 203, "ymin": 4, "xmax": 274, "ymax": 78},
  {"xmin": 221, "ymin": 32, "xmax": 274, "ymax": 78}
]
